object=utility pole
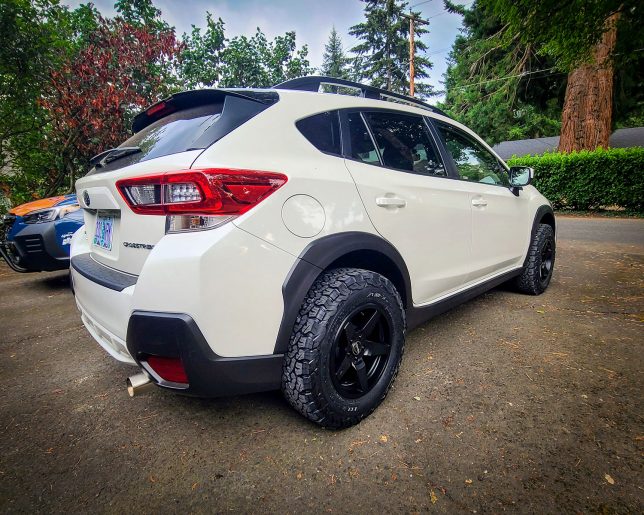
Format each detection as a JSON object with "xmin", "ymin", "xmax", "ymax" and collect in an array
[{"xmin": 402, "ymin": 12, "xmax": 428, "ymax": 97}]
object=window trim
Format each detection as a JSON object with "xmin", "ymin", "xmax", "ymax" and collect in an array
[
  {"xmin": 340, "ymin": 107, "xmax": 454, "ymax": 180},
  {"xmin": 429, "ymin": 118, "xmax": 512, "ymax": 188}
]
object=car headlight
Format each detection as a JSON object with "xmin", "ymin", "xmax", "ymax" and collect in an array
[{"xmin": 23, "ymin": 205, "xmax": 80, "ymax": 224}]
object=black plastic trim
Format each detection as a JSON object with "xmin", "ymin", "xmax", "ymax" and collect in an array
[
  {"xmin": 406, "ymin": 268, "xmax": 523, "ymax": 330},
  {"xmin": 525, "ymin": 205, "xmax": 556, "ymax": 265},
  {"xmin": 71, "ymin": 253, "xmax": 137, "ymax": 291},
  {"xmin": 127, "ymin": 311, "xmax": 283, "ymax": 397},
  {"xmin": 273, "ymin": 232, "xmax": 412, "ymax": 354}
]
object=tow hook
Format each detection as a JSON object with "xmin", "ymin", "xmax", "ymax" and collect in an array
[{"xmin": 127, "ymin": 371, "xmax": 154, "ymax": 397}]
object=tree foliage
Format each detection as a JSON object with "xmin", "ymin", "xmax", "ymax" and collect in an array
[
  {"xmin": 0, "ymin": 0, "xmax": 74, "ymax": 202},
  {"xmin": 479, "ymin": 0, "xmax": 642, "ymax": 71},
  {"xmin": 477, "ymin": 0, "xmax": 643, "ymax": 150},
  {"xmin": 441, "ymin": 1, "xmax": 563, "ymax": 144},
  {"xmin": 178, "ymin": 15, "xmax": 313, "ymax": 89},
  {"xmin": 350, "ymin": 0, "xmax": 433, "ymax": 96},
  {"xmin": 442, "ymin": 0, "xmax": 643, "ymax": 146},
  {"xmin": 0, "ymin": 0, "xmax": 181, "ymax": 203},
  {"xmin": 41, "ymin": 15, "xmax": 181, "ymax": 194},
  {"xmin": 321, "ymin": 27, "xmax": 350, "ymax": 79}
]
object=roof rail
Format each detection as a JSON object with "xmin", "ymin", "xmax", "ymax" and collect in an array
[{"xmin": 273, "ymin": 75, "xmax": 449, "ymax": 118}]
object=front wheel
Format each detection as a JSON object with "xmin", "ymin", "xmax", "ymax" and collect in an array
[
  {"xmin": 514, "ymin": 223, "xmax": 556, "ymax": 295},
  {"xmin": 282, "ymin": 268, "xmax": 405, "ymax": 428}
]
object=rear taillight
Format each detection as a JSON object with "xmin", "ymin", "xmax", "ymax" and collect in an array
[
  {"xmin": 116, "ymin": 169, "xmax": 287, "ymax": 233},
  {"xmin": 146, "ymin": 355, "xmax": 188, "ymax": 384}
]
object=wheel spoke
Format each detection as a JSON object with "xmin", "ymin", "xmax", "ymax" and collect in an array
[
  {"xmin": 344, "ymin": 322, "xmax": 358, "ymax": 341},
  {"xmin": 363, "ymin": 340, "xmax": 390, "ymax": 356},
  {"xmin": 353, "ymin": 358, "xmax": 368, "ymax": 391},
  {"xmin": 335, "ymin": 355, "xmax": 352, "ymax": 381},
  {"xmin": 360, "ymin": 310, "xmax": 381, "ymax": 337}
]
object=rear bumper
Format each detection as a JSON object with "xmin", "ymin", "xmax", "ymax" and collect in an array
[
  {"xmin": 127, "ymin": 312, "xmax": 283, "ymax": 397},
  {"xmin": 70, "ymin": 223, "xmax": 295, "ymax": 396}
]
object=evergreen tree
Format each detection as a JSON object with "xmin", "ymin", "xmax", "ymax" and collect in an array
[
  {"xmin": 480, "ymin": 0, "xmax": 643, "ymax": 151},
  {"xmin": 441, "ymin": 1, "xmax": 563, "ymax": 144},
  {"xmin": 349, "ymin": 0, "xmax": 433, "ymax": 96},
  {"xmin": 321, "ymin": 26, "xmax": 349, "ymax": 79}
]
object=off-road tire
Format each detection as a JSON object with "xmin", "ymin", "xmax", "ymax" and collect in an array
[
  {"xmin": 282, "ymin": 268, "xmax": 405, "ymax": 429},
  {"xmin": 515, "ymin": 223, "xmax": 555, "ymax": 295}
]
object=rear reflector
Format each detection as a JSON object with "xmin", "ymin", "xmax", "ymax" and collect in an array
[
  {"xmin": 116, "ymin": 168, "xmax": 287, "ymax": 216},
  {"xmin": 146, "ymin": 356, "xmax": 189, "ymax": 384}
]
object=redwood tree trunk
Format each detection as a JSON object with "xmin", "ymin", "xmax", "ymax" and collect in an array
[{"xmin": 558, "ymin": 12, "xmax": 619, "ymax": 152}]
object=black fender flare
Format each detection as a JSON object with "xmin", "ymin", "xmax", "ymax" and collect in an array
[
  {"xmin": 524, "ymin": 205, "xmax": 556, "ymax": 266},
  {"xmin": 273, "ymin": 231, "xmax": 412, "ymax": 354}
]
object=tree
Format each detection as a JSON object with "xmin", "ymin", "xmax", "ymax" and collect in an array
[
  {"xmin": 441, "ymin": 1, "xmax": 563, "ymax": 144},
  {"xmin": 321, "ymin": 27, "xmax": 350, "ymax": 79},
  {"xmin": 179, "ymin": 12, "xmax": 226, "ymax": 88},
  {"xmin": 40, "ymin": 15, "xmax": 181, "ymax": 194},
  {"xmin": 180, "ymin": 24, "xmax": 313, "ymax": 89},
  {"xmin": 480, "ymin": 0, "xmax": 643, "ymax": 151},
  {"xmin": 0, "ymin": 0, "xmax": 75, "ymax": 203},
  {"xmin": 350, "ymin": 0, "xmax": 433, "ymax": 96}
]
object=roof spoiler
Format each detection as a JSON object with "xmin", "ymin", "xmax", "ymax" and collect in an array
[{"xmin": 132, "ymin": 89, "xmax": 278, "ymax": 133}]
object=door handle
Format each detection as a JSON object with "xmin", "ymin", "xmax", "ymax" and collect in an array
[
  {"xmin": 376, "ymin": 197, "xmax": 406, "ymax": 208},
  {"xmin": 471, "ymin": 198, "xmax": 488, "ymax": 207}
]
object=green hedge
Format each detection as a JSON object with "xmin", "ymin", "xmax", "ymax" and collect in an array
[{"xmin": 508, "ymin": 147, "xmax": 644, "ymax": 212}]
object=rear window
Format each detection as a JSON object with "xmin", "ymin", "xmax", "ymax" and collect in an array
[
  {"xmin": 122, "ymin": 103, "xmax": 223, "ymax": 163},
  {"xmin": 89, "ymin": 91, "xmax": 278, "ymax": 174},
  {"xmin": 296, "ymin": 111, "xmax": 341, "ymax": 155}
]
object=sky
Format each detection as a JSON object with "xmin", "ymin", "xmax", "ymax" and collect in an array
[{"xmin": 61, "ymin": 0, "xmax": 469, "ymax": 103}]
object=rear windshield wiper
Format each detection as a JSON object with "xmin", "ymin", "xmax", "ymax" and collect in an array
[{"xmin": 90, "ymin": 146, "xmax": 142, "ymax": 167}]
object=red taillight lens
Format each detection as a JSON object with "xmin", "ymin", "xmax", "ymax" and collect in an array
[
  {"xmin": 146, "ymin": 355, "xmax": 188, "ymax": 384},
  {"xmin": 116, "ymin": 169, "xmax": 287, "ymax": 216}
]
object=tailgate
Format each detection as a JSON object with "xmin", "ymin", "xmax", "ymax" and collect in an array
[{"xmin": 76, "ymin": 151, "xmax": 203, "ymax": 276}]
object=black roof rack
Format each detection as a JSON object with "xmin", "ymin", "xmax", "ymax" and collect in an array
[{"xmin": 273, "ymin": 75, "xmax": 449, "ymax": 118}]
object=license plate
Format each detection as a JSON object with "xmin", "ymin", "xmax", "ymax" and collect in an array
[{"xmin": 93, "ymin": 215, "xmax": 114, "ymax": 250}]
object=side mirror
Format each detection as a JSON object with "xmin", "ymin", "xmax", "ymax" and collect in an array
[{"xmin": 509, "ymin": 166, "xmax": 533, "ymax": 188}]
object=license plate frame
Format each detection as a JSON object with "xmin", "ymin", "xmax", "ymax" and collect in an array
[{"xmin": 93, "ymin": 214, "xmax": 114, "ymax": 251}]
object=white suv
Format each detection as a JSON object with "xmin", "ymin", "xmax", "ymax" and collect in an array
[{"xmin": 70, "ymin": 76, "xmax": 555, "ymax": 428}]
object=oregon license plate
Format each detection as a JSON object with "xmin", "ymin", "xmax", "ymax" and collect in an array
[{"xmin": 93, "ymin": 215, "xmax": 114, "ymax": 250}]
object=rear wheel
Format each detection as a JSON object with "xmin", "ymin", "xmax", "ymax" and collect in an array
[
  {"xmin": 515, "ymin": 223, "xmax": 555, "ymax": 295},
  {"xmin": 282, "ymin": 268, "xmax": 405, "ymax": 428}
]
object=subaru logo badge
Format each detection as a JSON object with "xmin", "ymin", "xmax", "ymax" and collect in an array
[{"xmin": 83, "ymin": 190, "xmax": 90, "ymax": 207}]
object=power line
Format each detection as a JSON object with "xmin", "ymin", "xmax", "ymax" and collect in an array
[{"xmin": 450, "ymin": 67, "xmax": 564, "ymax": 91}]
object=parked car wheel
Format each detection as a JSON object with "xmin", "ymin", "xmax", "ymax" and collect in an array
[
  {"xmin": 515, "ymin": 224, "xmax": 556, "ymax": 295},
  {"xmin": 282, "ymin": 268, "xmax": 405, "ymax": 428}
]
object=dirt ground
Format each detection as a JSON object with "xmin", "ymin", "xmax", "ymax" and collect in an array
[{"xmin": 0, "ymin": 216, "xmax": 642, "ymax": 514}]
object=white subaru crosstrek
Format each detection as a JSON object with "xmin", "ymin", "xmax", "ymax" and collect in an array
[{"xmin": 70, "ymin": 76, "xmax": 555, "ymax": 428}]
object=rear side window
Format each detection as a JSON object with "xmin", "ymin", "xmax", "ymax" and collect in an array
[
  {"xmin": 363, "ymin": 112, "xmax": 447, "ymax": 176},
  {"xmin": 296, "ymin": 111, "xmax": 341, "ymax": 155},
  {"xmin": 347, "ymin": 112, "xmax": 380, "ymax": 165},
  {"xmin": 122, "ymin": 103, "xmax": 223, "ymax": 163}
]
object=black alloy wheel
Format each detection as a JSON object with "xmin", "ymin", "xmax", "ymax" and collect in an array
[{"xmin": 330, "ymin": 305, "xmax": 393, "ymax": 399}]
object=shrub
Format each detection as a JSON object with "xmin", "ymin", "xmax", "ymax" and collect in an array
[{"xmin": 508, "ymin": 147, "xmax": 644, "ymax": 212}]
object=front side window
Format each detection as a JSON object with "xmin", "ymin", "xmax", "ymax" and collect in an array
[
  {"xmin": 436, "ymin": 123, "xmax": 509, "ymax": 186},
  {"xmin": 363, "ymin": 112, "xmax": 447, "ymax": 176}
]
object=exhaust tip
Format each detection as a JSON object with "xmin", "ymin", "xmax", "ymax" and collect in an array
[{"xmin": 127, "ymin": 371, "xmax": 153, "ymax": 397}]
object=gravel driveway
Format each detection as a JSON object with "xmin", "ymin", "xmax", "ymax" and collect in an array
[{"xmin": 1, "ymin": 216, "xmax": 642, "ymax": 513}]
